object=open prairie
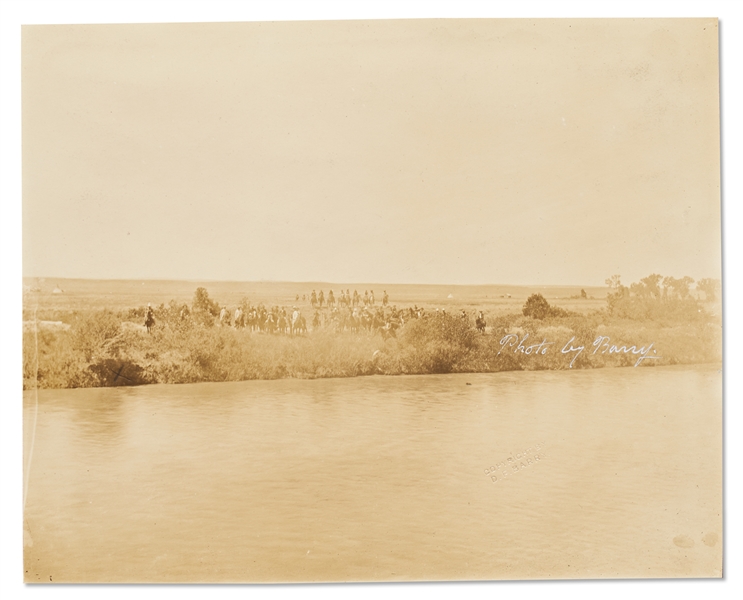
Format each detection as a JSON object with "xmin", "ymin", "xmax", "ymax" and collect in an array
[{"xmin": 23, "ymin": 278, "xmax": 607, "ymax": 318}]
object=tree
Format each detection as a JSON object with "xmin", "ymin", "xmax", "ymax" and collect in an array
[
  {"xmin": 676, "ymin": 276, "xmax": 695, "ymax": 299},
  {"xmin": 641, "ymin": 274, "xmax": 663, "ymax": 299},
  {"xmin": 192, "ymin": 287, "xmax": 220, "ymax": 326},
  {"xmin": 192, "ymin": 287, "xmax": 219, "ymax": 315},
  {"xmin": 696, "ymin": 278, "xmax": 721, "ymax": 302},
  {"xmin": 605, "ymin": 275, "xmax": 622, "ymax": 290},
  {"xmin": 605, "ymin": 275, "xmax": 630, "ymax": 315},
  {"xmin": 522, "ymin": 294, "xmax": 551, "ymax": 320},
  {"xmin": 632, "ymin": 274, "xmax": 662, "ymax": 299},
  {"xmin": 662, "ymin": 276, "xmax": 694, "ymax": 300}
]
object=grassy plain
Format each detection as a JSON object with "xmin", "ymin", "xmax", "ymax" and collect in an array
[{"xmin": 23, "ymin": 278, "xmax": 609, "ymax": 319}]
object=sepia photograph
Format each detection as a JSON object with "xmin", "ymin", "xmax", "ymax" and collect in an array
[{"xmin": 18, "ymin": 13, "xmax": 724, "ymax": 585}]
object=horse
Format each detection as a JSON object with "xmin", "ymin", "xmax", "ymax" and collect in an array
[
  {"xmin": 290, "ymin": 309, "xmax": 301, "ymax": 335},
  {"xmin": 475, "ymin": 312, "xmax": 487, "ymax": 333},
  {"xmin": 144, "ymin": 306, "xmax": 155, "ymax": 333},
  {"xmin": 277, "ymin": 314, "xmax": 288, "ymax": 334},
  {"xmin": 294, "ymin": 315, "xmax": 307, "ymax": 335}
]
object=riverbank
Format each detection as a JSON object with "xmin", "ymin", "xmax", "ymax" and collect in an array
[{"xmin": 23, "ymin": 305, "xmax": 721, "ymax": 389}]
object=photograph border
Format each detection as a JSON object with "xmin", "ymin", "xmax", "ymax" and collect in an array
[{"xmin": 2, "ymin": 1, "xmax": 742, "ymax": 599}]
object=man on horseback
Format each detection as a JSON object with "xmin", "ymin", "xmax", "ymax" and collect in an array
[
  {"xmin": 144, "ymin": 303, "xmax": 155, "ymax": 333},
  {"xmin": 291, "ymin": 306, "xmax": 304, "ymax": 335},
  {"xmin": 476, "ymin": 311, "xmax": 487, "ymax": 333}
]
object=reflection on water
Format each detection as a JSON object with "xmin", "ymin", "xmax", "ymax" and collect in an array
[{"xmin": 23, "ymin": 365, "xmax": 722, "ymax": 582}]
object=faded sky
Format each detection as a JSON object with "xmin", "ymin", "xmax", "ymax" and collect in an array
[{"xmin": 22, "ymin": 19, "xmax": 721, "ymax": 286}]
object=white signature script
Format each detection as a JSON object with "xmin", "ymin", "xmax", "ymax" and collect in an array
[{"xmin": 498, "ymin": 333, "xmax": 660, "ymax": 368}]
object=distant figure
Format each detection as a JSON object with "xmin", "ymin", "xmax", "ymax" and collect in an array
[
  {"xmin": 291, "ymin": 306, "xmax": 302, "ymax": 335},
  {"xmin": 318, "ymin": 290, "xmax": 325, "ymax": 308},
  {"xmin": 476, "ymin": 311, "xmax": 486, "ymax": 333},
  {"xmin": 370, "ymin": 290, "xmax": 375, "ymax": 306},
  {"xmin": 328, "ymin": 290, "xmax": 335, "ymax": 308},
  {"xmin": 219, "ymin": 306, "xmax": 228, "ymax": 326},
  {"xmin": 311, "ymin": 290, "xmax": 317, "ymax": 308},
  {"xmin": 144, "ymin": 303, "xmax": 155, "ymax": 333},
  {"xmin": 265, "ymin": 312, "xmax": 275, "ymax": 334},
  {"xmin": 382, "ymin": 290, "xmax": 389, "ymax": 306},
  {"xmin": 353, "ymin": 290, "xmax": 360, "ymax": 307},
  {"xmin": 277, "ymin": 312, "xmax": 288, "ymax": 334},
  {"xmin": 581, "ymin": 288, "xmax": 587, "ymax": 299},
  {"xmin": 363, "ymin": 290, "xmax": 369, "ymax": 306}
]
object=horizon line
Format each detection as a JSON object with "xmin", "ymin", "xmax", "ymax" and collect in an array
[{"xmin": 21, "ymin": 275, "xmax": 612, "ymax": 289}]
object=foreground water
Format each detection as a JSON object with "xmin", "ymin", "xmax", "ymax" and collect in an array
[{"xmin": 23, "ymin": 365, "xmax": 722, "ymax": 582}]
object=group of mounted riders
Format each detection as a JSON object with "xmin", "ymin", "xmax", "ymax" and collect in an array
[
  {"xmin": 309, "ymin": 288, "xmax": 388, "ymax": 310},
  {"xmin": 144, "ymin": 294, "xmax": 488, "ymax": 338},
  {"xmin": 218, "ymin": 304, "xmax": 307, "ymax": 335}
]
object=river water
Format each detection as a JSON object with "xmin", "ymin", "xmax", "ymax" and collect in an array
[{"xmin": 23, "ymin": 365, "xmax": 722, "ymax": 582}]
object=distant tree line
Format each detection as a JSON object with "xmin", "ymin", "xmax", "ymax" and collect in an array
[
  {"xmin": 520, "ymin": 274, "xmax": 720, "ymax": 323},
  {"xmin": 603, "ymin": 274, "xmax": 720, "ymax": 322}
]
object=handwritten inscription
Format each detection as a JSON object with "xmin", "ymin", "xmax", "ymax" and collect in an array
[
  {"xmin": 591, "ymin": 336, "xmax": 659, "ymax": 366},
  {"xmin": 498, "ymin": 335, "xmax": 554, "ymax": 356},
  {"xmin": 498, "ymin": 334, "xmax": 660, "ymax": 368},
  {"xmin": 484, "ymin": 443, "xmax": 545, "ymax": 483}
]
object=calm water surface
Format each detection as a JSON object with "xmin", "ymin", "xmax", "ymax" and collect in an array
[{"xmin": 23, "ymin": 365, "xmax": 722, "ymax": 582}]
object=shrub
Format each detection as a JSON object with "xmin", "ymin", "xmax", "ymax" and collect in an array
[
  {"xmin": 189, "ymin": 287, "xmax": 221, "ymax": 326},
  {"xmin": 399, "ymin": 312, "xmax": 476, "ymax": 373},
  {"xmin": 70, "ymin": 310, "xmax": 122, "ymax": 362},
  {"xmin": 522, "ymin": 294, "xmax": 550, "ymax": 319}
]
